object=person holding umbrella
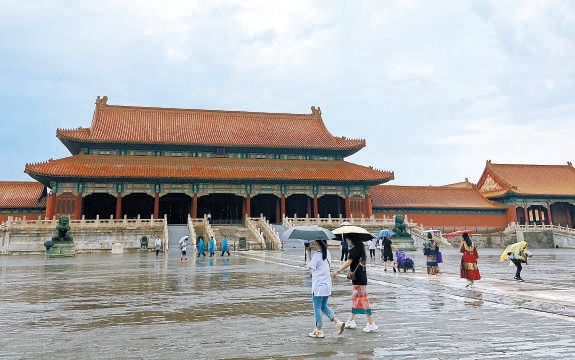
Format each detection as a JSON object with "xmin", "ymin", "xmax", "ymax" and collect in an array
[
  {"xmin": 460, "ymin": 232, "xmax": 481, "ymax": 287},
  {"xmin": 501, "ymin": 241, "xmax": 531, "ymax": 281},
  {"xmin": 332, "ymin": 235, "xmax": 378, "ymax": 333},
  {"xmin": 381, "ymin": 235, "xmax": 398, "ymax": 272},
  {"xmin": 306, "ymin": 239, "xmax": 346, "ymax": 338}
]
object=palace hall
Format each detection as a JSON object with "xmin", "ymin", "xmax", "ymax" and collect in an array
[
  {"xmin": 21, "ymin": 96, "xmax": 393, "ymax": 225},
  {"xmin": 1, "ymin": 97, "xmax": 574, "ymax": 233}
]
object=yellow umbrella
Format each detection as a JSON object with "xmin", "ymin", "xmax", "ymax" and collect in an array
[{"xmin": 500, "ymin": 241, "xmax": 527, "ymax": 262}]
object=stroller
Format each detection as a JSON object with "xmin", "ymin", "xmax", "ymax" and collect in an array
[{"xmin": 396, "ymin": 251, "xmax": 415, "ymax": 272}]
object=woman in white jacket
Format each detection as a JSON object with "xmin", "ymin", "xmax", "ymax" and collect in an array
[{"xmin": 306, "ymin": 239, "xmax": 346, "ymax": 338}]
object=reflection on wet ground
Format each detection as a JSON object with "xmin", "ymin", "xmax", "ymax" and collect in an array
[{"xmin": 0, "ymin": 247, "xmax": 574, "ymax": 359}]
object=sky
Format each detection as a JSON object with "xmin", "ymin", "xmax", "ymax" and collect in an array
[{"xmin": 1, "ymin": 0, "xmax": 574, "ymax": 186}]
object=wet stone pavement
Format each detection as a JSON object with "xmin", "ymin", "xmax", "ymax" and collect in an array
[{"xmin": 0, "ymin": 247, "xmax": 574, "ymax": 359}]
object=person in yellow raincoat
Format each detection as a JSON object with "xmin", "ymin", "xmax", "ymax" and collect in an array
[{"xmin": 500, "ymin": 241, "xmax": 530, "ymax": 281}]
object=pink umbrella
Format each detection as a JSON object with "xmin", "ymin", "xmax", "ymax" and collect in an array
[{"xmin": 444, "ymin": 230, "xmax": 474, "ymax": 238}]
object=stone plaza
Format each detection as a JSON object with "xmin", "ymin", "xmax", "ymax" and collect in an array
[{"xmin": 0, "ymin": 246, "xmax": 574, "ymax": 359}]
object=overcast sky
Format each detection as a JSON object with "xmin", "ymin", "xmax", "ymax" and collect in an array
[{"xmin": 1, "ymin": 0, "xmax": 574, "ymax": 186}]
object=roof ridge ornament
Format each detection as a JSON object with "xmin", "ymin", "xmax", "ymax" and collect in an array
[
  {"xmin": 96, "ymin": 96, "xmax": 108, "ymax": 106},
  {"xmin": 311, "ymin": 106, "xmax": 322, "ymax": 117}
]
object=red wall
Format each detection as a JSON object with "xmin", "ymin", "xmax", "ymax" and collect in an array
[{"xmin": 374, "ymin": 211, "xmax": 509, "ymax": 231}]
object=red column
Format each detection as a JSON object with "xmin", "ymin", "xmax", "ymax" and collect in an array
[
  {"xmin": 46, "ymin": 193, "xmax": 56, "ymax": 219},
  {"xmin": 154, "ymin": 193, "xmax": 159, "ymax": 219},
  {"xmin": 115, "ymin": 193, "xmax": 122, "ymax": 219},
  {"xmin": 567, "ymin": 206, "xmax": 573, "ymax": 228},
  {"xmin": 275, "ymin": 198, "xmax": 280, "ymax": 223},
  {"xmin": 506, "ymin": 205, "xmax": 518, "ymax": 225},
  {"xmin": 191, "ymin": 193, "xmax": 197, "ymax": 218},
  {"xmin": 546, "ymin": 204, "xmax": 553, "ymax": 225},
  {"xmin": 345, "ymin": 195, "xmax": 351, "ymax": 218},
  {"xmin": 313, "ymin": 195, "xmax": 318, "ymax": 218},
  {"xmin": 246, "ymin": 194, "xmax": 251, "ymax": 217},
  {"xmin": 523, "ymin": 206, "xmax": 529, "ymax": 225},
  {"xmin": 364, "ymin": 195, "xmax": 372, "ymax": 218},
  {"xmin": 74, "ymin": 193, "xmax": 82, "ymax": 220},
  {"xmin": 281, "ymin": 194, "xmax": 286, "ymax": 218}
]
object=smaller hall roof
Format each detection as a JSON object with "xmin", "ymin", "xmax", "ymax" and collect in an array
[
  {"xmin": 25, "ymin": 154, "xmax": 393, "ymax": 185},
  {"xmin": 369, "ymin": 184, "xmax": 506, "ymax": 210},
  {"xmin": 478, "ymin": 161, "xmax": 575, "ymax": 197},
  {"xmin": 0, "ymin": 181, "xmax": 46, "ymax": 208},
  {"xmin": 56, "ymin": 97, "xmax": 365, "ymax": 156}
]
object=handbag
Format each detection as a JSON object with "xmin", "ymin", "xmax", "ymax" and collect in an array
[
  {"xmin": 437, "ymin": 250, "xmax": 443, "ymax": 263},
  {"xmin": 347, "ymin": 259, "xmax": 365, "ymax": 280}
]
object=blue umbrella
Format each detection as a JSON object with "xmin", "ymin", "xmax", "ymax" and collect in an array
[{"xmin": 376, "ymin": 229, "xmax": 395, "ymax": 238}]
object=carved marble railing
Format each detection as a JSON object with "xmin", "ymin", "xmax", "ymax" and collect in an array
[
  {"xmin": 245, "ymin": 216, "xmax": 266, "ymax": 249},
  {"xmin": 282, "ymin": 214, "xmax": 416, "ymax": 229},
  {"xmin": 250, "ymin": 215, "xmax": 282, "ymax": 250},
  {"xmin": 186, "ymin": 215, "xmax": 197, "ymax": 246},
  {"xmin": 504, "ymin": 223, "xmax": 575, "ymax": 235},
  {"xmin": 3, "ymin": 214, "xmax": 165, "ymax": 228},
  {"xmin": 1, "ymin": 214, "xmax": 166, "ymax": 254},
  {"xmin": 202, "ymin": 215, "xmax": 215, "ymax": 241}
]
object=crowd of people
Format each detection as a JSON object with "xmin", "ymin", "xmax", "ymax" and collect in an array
[{"xmin": 155, "ymin": 229, "xmax": 533, "ymax": 339}]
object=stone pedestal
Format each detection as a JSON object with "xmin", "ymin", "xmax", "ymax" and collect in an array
[
  {"xmin": 111, "ymin": 243, "xmax": 124, "ymax": 254},
  {"xmin": 393, "ymin": 237, "xmax": 416, "ymax": 251},
  {"xmin": 46, "ymin": 242, "xmax": 75, "ymax": 258}
]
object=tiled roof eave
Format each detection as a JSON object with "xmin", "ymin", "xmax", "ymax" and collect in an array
[
  {"xmin": 55, "ymin": 138, "xmax": 365, "ymax": 154},
  {"xmin": 373, "ymin": 205, "xmax": 506, "ymax": 210},
  {"xmin": 26, "ymin": 173, "xmax": 392, "ymax": 185}
]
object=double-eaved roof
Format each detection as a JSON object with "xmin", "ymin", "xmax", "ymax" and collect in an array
[
  {"xmin": 26, "ymin": 97, "xmax": 394, "ymax": 186},
  {"xmin": 477, "ymin": 160, "xmax": 575, "ymax": 198}
]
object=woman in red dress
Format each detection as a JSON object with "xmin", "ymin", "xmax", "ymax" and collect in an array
[{"xmin": 460, "ymin": 232, "xmax": 481, "ymax": 288}]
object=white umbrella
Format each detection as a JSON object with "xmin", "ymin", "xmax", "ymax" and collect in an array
[{"xmin": 332, "ymin": 225, "xmax": 374, "ymax": 242}]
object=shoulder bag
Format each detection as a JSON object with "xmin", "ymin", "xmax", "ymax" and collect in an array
[{"xmin": 347, "ymin": 259, "xmax": 366, "ymax": 280}]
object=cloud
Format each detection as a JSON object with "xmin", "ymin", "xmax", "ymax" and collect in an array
[{"xmin": 0, "ymin": 0, "xmax": 574, "ymax": 187}]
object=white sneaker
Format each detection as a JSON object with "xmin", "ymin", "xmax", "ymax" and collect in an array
[
  {"xmin": 363, "ymin": 323, "xmax": 378, "ymax": 333},
  {"xmin": 308, "ymin": 328, "xmax": 325, "ymax": 338},
  {"xmin": 345, "ymin": 320, "xmax": 357, "ymax": 329},
  {"xmin": 334, "ymin": 319, "xmax": 345, "ymax": 335}
]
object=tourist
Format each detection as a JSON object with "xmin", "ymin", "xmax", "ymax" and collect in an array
[
  {"xmin": 460, "ymin": 232, "xmax": 481, "ymax": 287},
  {"xmin": 221, "ymin": 236, "xmax": 230, "ymax": 256},
  {"xmin": 154, "ymin": 237, "xmax": 162, "ymax": 256},
  {"xmin": 509, "ymin": 242, "xmax": 531, "ymax": 281},
  {"xmin": 306, "ymin": 239, "xmax": 345, "ymax": 338},
  {"xmin": 208, "ymin": 236, "xmax": 216, "ymax": 257},
  {"xmin": 368, "ymin": 238, "xmax": 376, "ymax": 260},
  {"xmin": 333, "ymin": 236, "xmax": 378, "ymax": 333},
  {"xmin": 179, "ymin": 236, "xmax": 189, "ymax": 264},
  {"xmin": 340, "ymin": 238, "xmax": 349, "ymax": 262},
  {"xmin": 381, "ymin": 235, "xmax": 398, "ymax": 272},
  {"xmin": 197, "ymin": 237, "xmax": 206, "ymax": 257},
  {"xmin": 423, "ymin": 232, "xmax": 440, "ymax": 275},
  {"xmin": 207, "ymin": 212, "xmax": 212, "ymax": 223}
]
